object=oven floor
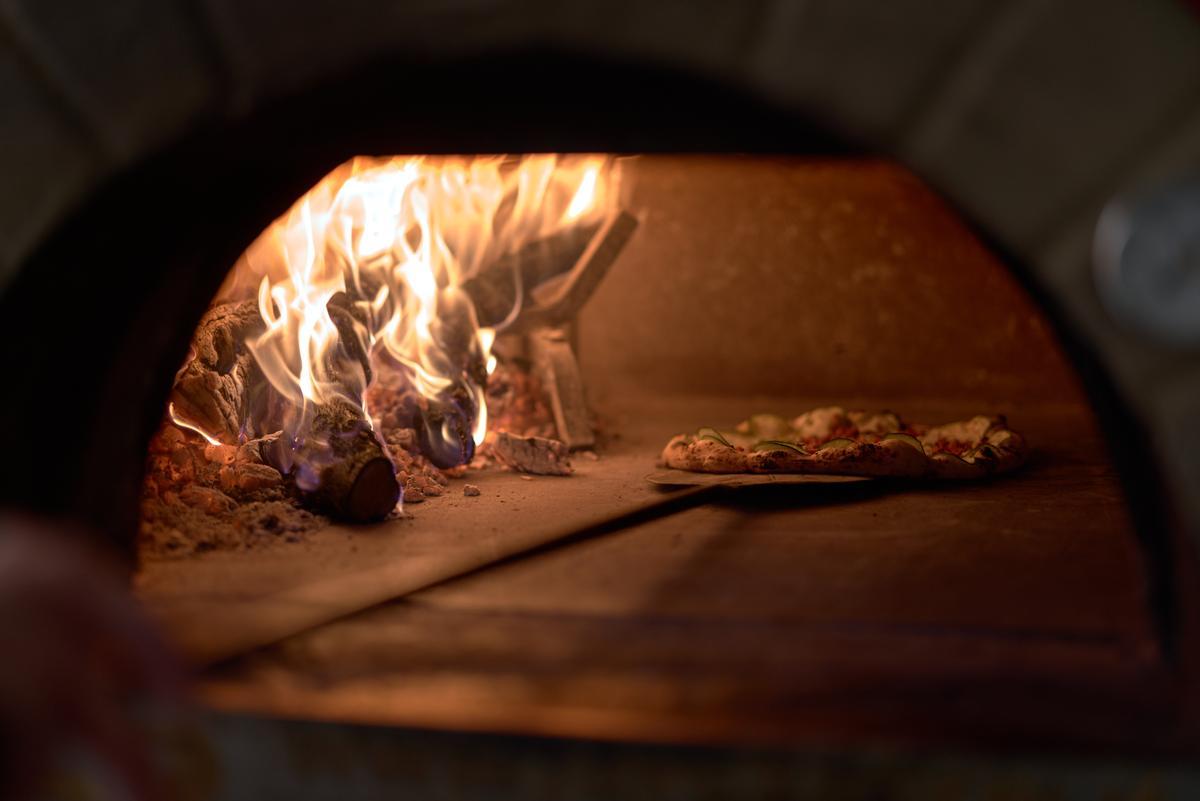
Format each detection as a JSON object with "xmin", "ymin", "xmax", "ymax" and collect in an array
[{"xmin": 150, "ymin": 396, "xmax": 1170, "ymax": 752}]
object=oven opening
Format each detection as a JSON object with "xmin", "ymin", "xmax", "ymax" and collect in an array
[
  {"xmin": 2, "ymin": 3, "xmax": 1196, "ymax": 789},
  {"xmin": 131, "ymin": 153, "xmax": 1164, "ymax": 753}
]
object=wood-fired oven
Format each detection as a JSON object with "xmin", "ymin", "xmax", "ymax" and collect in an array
[{"xmin": 1, "ymin": 3, "xmax": 1198, "ymax": 798}]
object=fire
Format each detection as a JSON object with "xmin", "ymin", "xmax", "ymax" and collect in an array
[
  {"xmin": 207, "ymin": 154, "xmax": 619, "ymax": 478},
  {"xmin": 167, "ymin": 402, "xmax": 221, "ymax": 446}
]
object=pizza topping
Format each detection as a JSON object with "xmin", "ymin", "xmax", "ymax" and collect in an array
[
  {"xmin": 928, "ymin": 450, "xmax": 985, "ymax": 480},
  {"xmin": 737, "ymin": 414, "xmax": 793, "ymax": 440},
  {"xmin": 974, "ymin": 443, "xmax": 999, "ymax": 460},
  {"xmin": 792, "ymin": 407, "xmax": 853, "ymax": 441},
  {"xmin": 848, "ymin": 410, "xmax": 901, "ymax": 436},
  {"xmin": 695, "ymin": 427, "xmax": 736, "ymax": 448},
  {"xmin": 752, "ymin": 439, "xmax": 807, "ymax": 454},
  {"xmin": 881, "ymin": 432, "xmax": 925, "ymax": 453},
  {"xmin": 986, "ymin": 429, "xmax": 1016, "ymax": 448},
  {"xmin": 877, "ymin": 436, "xmax": 932, "ymax": 474},
  {"xmin": 925, "ymin": 438, "xmax": 971, "ymax": 457},
  {"xmin": 919, "ymin": 416, "xmax": 996, "ymax": 451},
  {"xmin": 816, "ymin": 437, "xmax": 858, "ymax": 451}
]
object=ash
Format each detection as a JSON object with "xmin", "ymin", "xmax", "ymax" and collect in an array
[
  {"xmin": 480, "ymin": 361, "xmax": 558, "ymax": 440},
  {"xmin": 139, "ymin": 358, "xmax": 564, "ymax": 559},
  {"xmin": 138, "ymin": 425, "xmax": 326, "ymax": 559}
]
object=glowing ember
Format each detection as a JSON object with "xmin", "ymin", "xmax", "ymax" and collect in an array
[{"xmin": 203, "ymin": 154, "xmax": 620, "ymax": 484}]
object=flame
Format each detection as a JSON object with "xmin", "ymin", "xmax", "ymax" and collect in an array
[
  {"xmin": 168, "ymin": 402, "xmax": 221, "ymax": 446},
  {"xmin": 479, "ymin": 327, "xmax": 498, "ymax": 379},
  {"xmin": 564, "ymin": 163, "xmax": 601, "ymax": 222},
  {"xmin": 206, "ymin": 155, "xmax": 619, "ymax": 470}
]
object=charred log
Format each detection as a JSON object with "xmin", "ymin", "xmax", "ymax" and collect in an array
[
  {"xmin": 432, "ymin": 288, "xmax": 489, "ymax": 390},
  {"xmin": 415, "ymin": 387, "xmax": 477, "ymax": 469},
  {"xmin": 489, "ymin": 431, "xmax": 573, "ymax": 475},
  {"xmin": 285, "ymin": 398, "xmax": 400, "ymax": 522},
  {"xmin": 326, "ymin": 291, "xmax": 373, "ymax": 388},
  {"xmin": 368, "ymin": 345, "xmax": 482, "ymax": 471},
  {"xmin": 168, "ymin": 301, "xmax": 264, "ymax": 441},
  {"xmin": 460, "ymin": 224, "xmax": 599, "ymax": 328},
  {"xmin": 168, "ymin": 294, "xmax": 399, "ymax": 522}
]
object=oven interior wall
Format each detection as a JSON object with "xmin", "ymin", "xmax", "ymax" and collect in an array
[{"xmin": 579, "ymin": 156, "xmax": 1084, "ymax": 408}]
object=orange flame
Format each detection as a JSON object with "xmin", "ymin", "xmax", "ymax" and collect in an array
[
  {"xmin": 208, "ymin": 155, "xmax": 619, "ymax": 469},
  {"xmin": 167, "ymin": 402, "xmax": 221, "ymax": 446}
]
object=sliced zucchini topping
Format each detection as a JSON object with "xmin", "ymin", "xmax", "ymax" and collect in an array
[
  {"xmin": 882, "ymin": 432, "xmax": 925, "ymax": 453},
  {"xmin": 817, "ymin": 437, "xmax": 857, "ymax": 452},
  {"xmin": 969, "ymin": 444, "xmax": 998, "ymax": 461},
  {"xmin": 695, "ymin": 426, "xmax": 735, "ymax": 448},
  {"xmin": 752, "ymin": 439, "xmax": 807, "ymax": 454},
  {"xmin": 987, "ymin": 430, "xmax": 1013, "ymax": 447}
]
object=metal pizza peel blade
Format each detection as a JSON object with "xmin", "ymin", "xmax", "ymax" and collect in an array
[{"xmin": 645, "ymin": 469, "xmax": 872, "ymax": 488}]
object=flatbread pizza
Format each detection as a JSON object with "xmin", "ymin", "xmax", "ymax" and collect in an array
[{"xmin": 659, "ymin": 407, "xmax": 1028, "ymax": 480}]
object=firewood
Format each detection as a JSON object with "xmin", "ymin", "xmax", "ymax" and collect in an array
[
  {"xmin": 168, "ymin": 301, "xmax": 264, "ymax": 442},
  {"xmin": 284, "ymin": 398, "xmax": 400, "ymax": 522},
  {"xmin": 415, "ymin": 390, "xmax": 477, "ymax": 469},
  {"xmin": 530, "ymin": 327, "xmax": 593, "ymax": 449},
  {"xmin": 460, "ymin": 224, "xmax": 600, "ymax": 328},
  {"xmin": 432, "ymin": 289, "xmax": 489, "ymax": 390},
  {"xmin": 169, "ymin": 296, "xmax": 397, "ymax": 522},
  {"xmin": 325, "ymin": 291, "xmax": 373, "ymax": 388},
  {"xmin": 489, "ymin": 431, "xmax": 573, "ymax": 475},
  {"xmin": 505, "ymin": 210, "xmax": 639, "ymax": 333}
]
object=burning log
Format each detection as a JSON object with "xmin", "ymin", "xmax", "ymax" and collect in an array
[
  {"xmin": 461, "ymin": 224, "xmax": 600, "ymax": 328},
  {"xmin": 505, "ymin": 210, "xmax": 638, "ymax": 334},
  {"xmin": 259, "ymin": 296, "xmax": 395, "ymax": 520},
  {"xmin": 415, "ymin": 383, "xmax": 480, "ymax": 469},
  {"xmin": 156, "ymin": 155, "xmax": 624, "ymax": 528},
  {"xmin": 502, "ymin": 211, "xmax": 639, "ymax": 447},
  {"xmin": 168, "ymin": 295, "xmax": 398, "ymax": 521},
  {"xmin": 168, "ymin": 301, "xmax": 264, "ymax": 441},
  {"xmin": 325, "ymin": 291, "xmax": 373, "ymax": 387},
  {"xmin": 285, "ymin": 398, "xmax": 400, "ymax": 522},
  {"xmin": 367, "ymin": 364, "xmax": 479, "ymax": 472}
]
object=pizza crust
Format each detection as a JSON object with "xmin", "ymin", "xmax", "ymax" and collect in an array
[{"xmin": 659, "ymin": 407, "xmax": 1028, "ymax": 481}]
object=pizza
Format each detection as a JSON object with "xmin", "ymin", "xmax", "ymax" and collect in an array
[{"xmin": 658, "ymin": 407, "xmax": 1028, "ymax": 480}]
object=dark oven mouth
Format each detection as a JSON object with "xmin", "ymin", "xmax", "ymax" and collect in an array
[{"xmin": 0, "ymin": 49, "xmax": 1187, "ymax": 756}]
